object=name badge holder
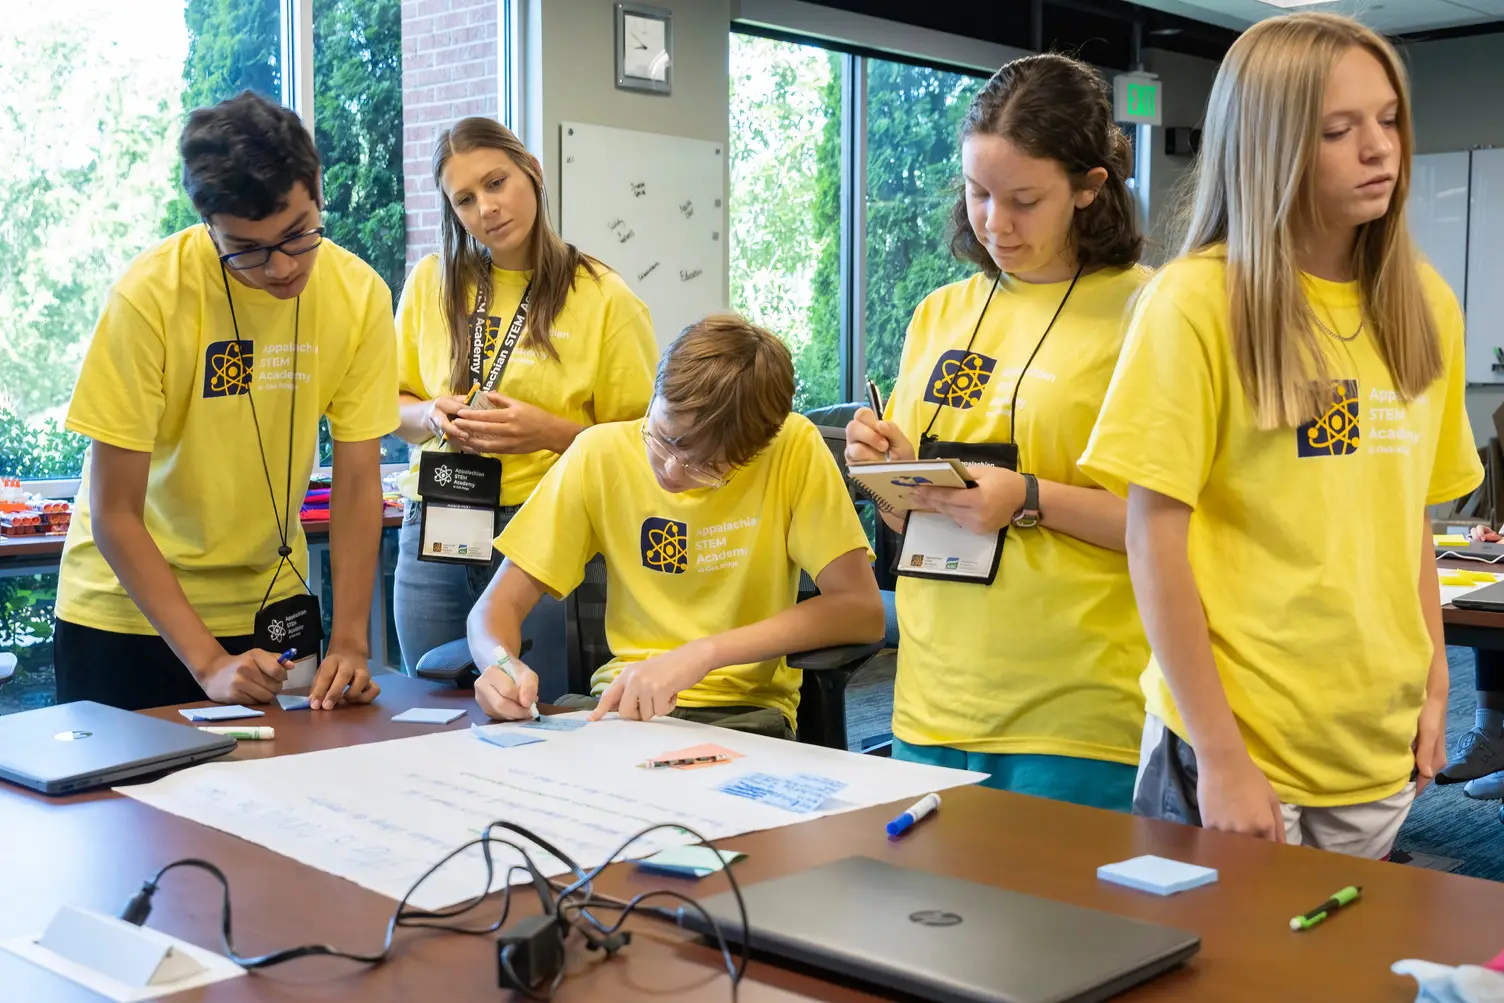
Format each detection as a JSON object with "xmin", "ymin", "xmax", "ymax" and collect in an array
[
  {"xmin": 416, "ymin": 273, "xmax": 531, "ymax": 566},
  {"xmin": 895, "ymin": 440, "xmax": 1013, "ymax": 587}
]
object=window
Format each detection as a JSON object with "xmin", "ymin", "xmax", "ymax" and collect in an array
[
  {"xmin": 728, "ymin": 34, "xmax": 845, "ymax": 413},
  {"xmin": 863, "ymin": 59, "xmax": 986, "ymax": 397}
]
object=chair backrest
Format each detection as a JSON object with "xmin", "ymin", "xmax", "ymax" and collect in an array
[
  {"xmin": 564, "ymin": 555, "xmax": 612, "ymax": 695},
  {"xmin": 802, "ymin": 402, "xmax": 899, "ymax": 592}
]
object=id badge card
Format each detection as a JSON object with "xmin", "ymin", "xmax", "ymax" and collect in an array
[
  {"xmin": 417, "ymin": 450, "xmax": 501, "ymax": 565},
  {"xmin": 893, "ymin": 437, "xmax": 1016, "ymax": 586},
  {"xmin": 254, "ymin": 593, "xmax": 324, "ymax": 687}
]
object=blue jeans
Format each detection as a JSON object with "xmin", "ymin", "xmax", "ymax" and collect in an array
[
  {"xmin": 393, "ymin": 502, "xmax": 568, "ymax": 700},
  {"xmin": 891, "ymin": 737, "xmax": 1136, "ymax": 813}
]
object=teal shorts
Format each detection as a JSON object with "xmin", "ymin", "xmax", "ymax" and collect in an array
[{"xmin": 892, "ymin": 738, "xmax": 1136, "ymax": 813}]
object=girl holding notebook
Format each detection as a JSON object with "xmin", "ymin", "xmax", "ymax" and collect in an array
[
  {"xmin": 1080, "ymin": 13, "xmax": 1481, "ymax": 856},
  {"xmin": 844, "ymin": 54, "xmax": 1151, "ymax": 810}
]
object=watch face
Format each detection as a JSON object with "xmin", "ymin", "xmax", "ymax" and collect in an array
[{"xmin": 623, "ymin": 14, "xmax": 668, "ymax": 81}]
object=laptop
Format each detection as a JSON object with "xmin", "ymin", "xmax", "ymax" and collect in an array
[
  {"xmin": 679, "ymin": 855, "xmax": 1199, "ymax": 1003},
  {"xmin": 1436, "ymin": 541, "xmax": 1504, "ymax": 564},
  {"xmin": 1450, "ymin": 578, "xmax": 1504, "ymax": 612},
  {"xmin": 0, "ymin": 701, "xmax": 236, "ymax": 795}
]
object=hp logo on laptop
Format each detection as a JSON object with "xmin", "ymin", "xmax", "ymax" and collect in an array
[
  {"xmin": 53, "ymin": 731, "xmax": 92, "ymax": 742},
  {"xmin": 909, "ymin": 910, "xmax": 963, "ymax": 927}
]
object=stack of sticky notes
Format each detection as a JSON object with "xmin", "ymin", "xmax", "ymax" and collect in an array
[
  {"xmin": 1440, "ymin": 569, "xmax": 1498, "ymax": 588},
  {"xmin": 636, "ymin": 846, "xmax": 745, "ymax": 879},
  {"xmin": 1435, "ymin": 534, "xmax": 1471, "ymax": 547},
  {"xmin": 1097, "ymin": 855, "xmax": 1218, "ymax": 896}
]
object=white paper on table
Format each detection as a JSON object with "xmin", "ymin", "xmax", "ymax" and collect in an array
[
  {"xmin": 1, "ymin": 928, "xmax": 243, "ymax": 1002},
  {"xmin": 1439, "ymin": 569, "xmax": 1501, "ymax": 606},
  {"xmin": 118, "ymin": 713, "xmax": 985, "ymax": 911}
]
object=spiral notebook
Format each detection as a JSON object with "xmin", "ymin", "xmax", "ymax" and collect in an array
[{"xmin": 846, "ymin": 459, "xmax": 974, "ymax": 515}]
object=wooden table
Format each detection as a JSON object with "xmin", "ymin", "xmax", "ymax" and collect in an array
[
  {"xmin": 0, "ymin": 515, "xmax": 405, "ymax": 564},
  {"xmin": 1440, "ymin": 556, "xmax": 1504, "ymax": 649},
  {"xmin": 3, "ymin": 673, "xmax": 1503, "ymax": 1002}
]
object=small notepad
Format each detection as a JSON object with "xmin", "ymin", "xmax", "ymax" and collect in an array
[
  {"xmin": 471, "ymin": 724, "xmax": 544, "ymax": 749},
  {"xmin": 391, "ymin": 708, "xmax": 466, "ymax": 725},
  {"xmin": 179, "ymin": 705, "xmax": 265, "ymax": 722},
  {"xmin": 636, "ymin": 846, "xmax": 745, "ymax": 879},
  {"xmin": 1097, "ymin": 855, "xmax": 1218, "ymax": 896},
  {"xmin": 276, "ymin": 695, "xmax": 311, "ymax": 711}
]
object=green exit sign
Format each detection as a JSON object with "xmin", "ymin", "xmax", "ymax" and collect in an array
[{"xmin": 1114, "ymin": 73, "xmax": 1162, "ymax": 126}]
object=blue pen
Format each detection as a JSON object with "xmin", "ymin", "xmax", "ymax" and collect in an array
[
  {"xmin": 886, "ymin": 792, "xmax": 941, "ymax": 838},
  {"xmin": 278, "ymin": 648, "xmax": 297, "ymax": 665}
]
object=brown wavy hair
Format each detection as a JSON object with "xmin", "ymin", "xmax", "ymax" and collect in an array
[
  {"xmin": 431, "ymin": 117, "xmax": 602, "ymax": 392},
  {"xmin": 949, "ymin": 53, "xmax": 1142, "ymax": 274}
]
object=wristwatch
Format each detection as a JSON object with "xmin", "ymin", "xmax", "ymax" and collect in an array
[{"xmin": 1013, "ymin": 473, "xmax": 1041, "ymax": 528}]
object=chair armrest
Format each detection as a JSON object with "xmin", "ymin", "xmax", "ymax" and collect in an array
[
  {"xmin": 787, "ymin": 640, "xmax": 882, "ymax": 672},
  {"xmin": 414, "ymin": 638, "xmax": 478, "ymax": 687}
]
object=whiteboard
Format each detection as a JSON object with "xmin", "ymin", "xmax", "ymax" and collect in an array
[
  {"xmin": 1467, "ymin": 148, "xmax": 1504, "ymax": 385},
  {"xmin": 1410, "ymin": 151, "xmax": 1469, "ymax": 317},
  {"xmin": 559, "ymin": 122, "xmax": 726, "ymax": 350}
]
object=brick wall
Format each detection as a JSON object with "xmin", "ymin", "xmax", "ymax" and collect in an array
[{"xmin": 401, "ymin": 0, "xmax": 500, "ymax": 274}]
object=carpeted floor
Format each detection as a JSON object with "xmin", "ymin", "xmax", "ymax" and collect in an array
[
  {"xmin": 1394, "ymin": 646, "xmax": 1504, "ymax": 881},
  {"xmin": 842, "ymin": 645, "xmax": 1504, "ymax": 882}
]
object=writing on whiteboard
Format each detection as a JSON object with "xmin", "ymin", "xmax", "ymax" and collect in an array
[
  {"xmin": 630, "ymin": 182, "xmax": 647, "ymax": 199},
  {"xmin": 607, "ymin": 218, "xmax": 635, "ymax": 244},
  {"xmin": 638, "ymin": 261, "xmax": 661, "ymax": 282},
  {"xmin": 678, "ymin": 200, "xmax": 694, "ymax": 219},
  {"xmin": 680, "ymin": 268, "xmax": 703, "ymax": 282}
]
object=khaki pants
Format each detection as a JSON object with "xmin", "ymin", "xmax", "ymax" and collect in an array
[{"xmin": 552, "ymin": 693, "xmax": 794, "ymax": 741}]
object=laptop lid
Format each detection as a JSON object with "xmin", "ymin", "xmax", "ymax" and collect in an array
[
  {"xmin": 1450, "ymin": 578, "xmax": 1504, "ymax": 611},
  {"xmin": 681, "ymin": 855, "xmax": 1199, "ymax": 1003},
  {"xmin": 0, "ymin": 701, "xmax": 235, "ymax": 795},
  {"xmin": 1437, "ymin": 541, "xmax": 1504, "ymax": 563}
]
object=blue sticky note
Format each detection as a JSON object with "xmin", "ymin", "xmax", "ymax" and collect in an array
[
  {"xmin": 636, "ymin": 847, "xmax": 745, "ymax": 879},
  {"xmin": 520, "ymin": 716, "xmax": 587, "ymax": 732},
  {"xmin": 1097, "ymin": 855, "xmax": 1218, "ymax": 896},
  {"xmin": 391, "ymin": 707, "xmax": 466, "ymax": 725},
  {"xmin": 471, "ymin": 724, "xmax": 544, "ymax": 749},
  {"xmin": 179, "ymin": 705, "xmax": 265, "ymax": 722},
  {"xmin": 277, "ymin": 695, "xmax": 311, "ymax": 711},
  {"xmin": 716, "ymin": 772, "xmax": 847, "ymax": 814}
]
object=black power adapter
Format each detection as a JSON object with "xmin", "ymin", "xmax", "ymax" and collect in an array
[{"xmin": 497, "ymin": 914, "xmax": 566, "ymax": 995}]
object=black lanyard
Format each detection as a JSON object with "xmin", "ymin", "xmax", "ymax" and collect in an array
[
  {"xmin": 467, "ymin": 272, "xmax": 533, "ymax": 395},
  {"xmin": 919, "ymin": 264, "xmax": 1084, "ymax": 450},
  {"xmin": 218, "ymin": 265, "xmax": 312, "ymax": 608}
]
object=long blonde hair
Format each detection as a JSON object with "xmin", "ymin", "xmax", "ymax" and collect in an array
[
  {"xmin": 1180, "ymin": 12, "xmax": 1441, "ymax": 428},
  {"xmin": 431, "ymin": 118, "xmax": 603, "ymax": 391}
]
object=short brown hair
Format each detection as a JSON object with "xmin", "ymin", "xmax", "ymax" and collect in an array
[
  {"xmin": 655, "ymin": 315, "xmax": 794, "ymax": 468},
  {"xmin": 949, "ymin": 53, "xmax": 1142, "ymax": 274}
]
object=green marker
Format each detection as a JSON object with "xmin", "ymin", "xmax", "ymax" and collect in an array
[{"xmin": 1290, "ymin": 885, "xmax": 1361, "ymax": 931}]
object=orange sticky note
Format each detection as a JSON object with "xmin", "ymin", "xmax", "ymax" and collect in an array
[{"xmin": 650, "ymin": 743, "xmax": 744, "ymax": 770}]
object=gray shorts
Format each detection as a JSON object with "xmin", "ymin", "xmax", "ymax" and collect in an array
[{"xmin": 1133, "ymin": 714, "xmax": 1417, "ymax": 859}]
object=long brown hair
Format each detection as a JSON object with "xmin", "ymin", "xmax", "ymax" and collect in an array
[
  {"xmin": 949, "ymin": 53, "xmax": 1142, "ymax": 274},
  {"xmin": 1180, "ymin": 13, "xmax": 1440, "ymax": 428},
  {"xmin": 431, "ymin": 117, "xmax": 602, "ymax": 391}
]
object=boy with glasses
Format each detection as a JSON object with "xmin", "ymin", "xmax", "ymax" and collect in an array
[
  {"xmin": 466, "ymin": 316, "xmax": 883, "ymax": 739},
  {"xmin": 52, "ymin": 91, "xmax": 398, "ymax": 711}
]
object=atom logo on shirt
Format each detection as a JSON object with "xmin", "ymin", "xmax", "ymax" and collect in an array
[
  {"xmin": 923, "ymin": 350, "xmax": 996, "ymax": 409},
  {"xmin": 1297, "ymin": 380, "xmax": 1360, "ymax": 457},
  {"xmin": 203, "ymin": 339, "xmax": 255, "ymax": 397},
  {"xmin": 641, "ymin": 517, "xmax": 688, "ymax": 574}
]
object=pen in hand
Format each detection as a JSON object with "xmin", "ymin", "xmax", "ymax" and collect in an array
[
  {"xmin": 865, "ymin": 378, "xmax": 890, "ymax": 461},
  {"xmin": 492, "ymin": 645, "xmax": 541, "ymax": 721}
]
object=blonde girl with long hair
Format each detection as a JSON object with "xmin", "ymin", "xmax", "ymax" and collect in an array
[
  {"xmin": 1080, "ymin": 13, "xmax": 1481, "ymax": 857},
  {"xmin": 391, "ymin": 118, "xmax": 658, "ymax": 688}
]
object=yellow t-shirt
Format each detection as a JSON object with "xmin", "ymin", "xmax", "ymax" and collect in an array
[
  {"xmin": 497, "ymin": 415, "xmax": 873, "ymax": 727},
  {"xmin": 57, "ymin": 225, "xmax": 400, "ymax": 636},
  {"xmin": 887, "ymin": 267, "xmax": 1153, "ymax": 763},
  {"xmin": 395, "ymin": 254, "xmax": 658, "ymax": 507},
  {"xmin": 1079, "ymin": 250, "xmax": 1482, "ymax": 806}
]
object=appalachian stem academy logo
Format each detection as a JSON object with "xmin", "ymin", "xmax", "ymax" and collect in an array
[
  {"xmin": 641, "ymin": 517, "xmax": 688, "ymax": 574},
  {"xmin": 433, "ymin": 465, "xmax": 454, "ymax": 487},
  {"xmin": 203, "ymin": 340, "xmax": 254, "ymax": 397},
  {"xmin": 923, "ymin": 350, "xmax": 996, "ymax": 409},
  {"xmin": 1297, "ymin": 379, "xmax": 1360, "ymax": 457},
  {"xmin": 266, "ymin": 619, "xmax": 287, "ymax": 643}
]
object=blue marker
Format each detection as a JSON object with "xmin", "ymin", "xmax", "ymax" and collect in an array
[{"xmin": 886, "ymin": 792, "xmax": 941, "ymax": 838}]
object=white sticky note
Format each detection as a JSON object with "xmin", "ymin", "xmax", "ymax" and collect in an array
[
  {"xmin": 391, "ymin": 708, "xmax": 466, "ymax": 725},
  {"xmin": 178, "ymin": 706, "xmax": 265, "ymax": 722},
  {"xmin": 1097, "ymin": 855, "xmax": 1218, "ymax": 896}
]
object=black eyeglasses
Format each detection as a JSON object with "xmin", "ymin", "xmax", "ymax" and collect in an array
[{"xmin": 215, "ymin": 226, "xmax": 326, "ymax": 270}]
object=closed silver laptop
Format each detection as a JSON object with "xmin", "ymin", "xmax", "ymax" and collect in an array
[
  {"xmin": 680, "ymin": 855, "xmax": 1199, "ymax": 1003},
  {"xmin": 0, "ymin": 701, "xmax": 235, "ymax": 795}
]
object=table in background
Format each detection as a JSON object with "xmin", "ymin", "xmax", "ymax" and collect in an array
[
  {"xmin": 1440, "ymin": 555, "xmax": 1504, "ymax": 650},
  {"xmin": 2, "ymin": 673, "xmax": 1503, "ymax": 1001},
  {"xmin": 0, "ymin": 514, "xmax": 405, "ymax": 673}
]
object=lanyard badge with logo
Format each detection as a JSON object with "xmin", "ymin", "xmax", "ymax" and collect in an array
[
  {"xmin": 218, "ymin": 266, "xmax": 325, "ymax": 681},
  {"xmin": 896, "ymin": 266, "xmax": 1082, "ymax": 586},
  {"xmin": 417, "ymin": 274, "xmax": 531, "ymax": 565}
]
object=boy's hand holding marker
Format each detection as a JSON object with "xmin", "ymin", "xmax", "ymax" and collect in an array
[{"xmin": 475, "ymin": 645, "xmax": 542, "ymax": 722}]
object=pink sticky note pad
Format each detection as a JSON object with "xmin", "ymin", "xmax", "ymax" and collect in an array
[{"xmin": 652, "ymin": 743, "xmax": 745, "ymax": 770}]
